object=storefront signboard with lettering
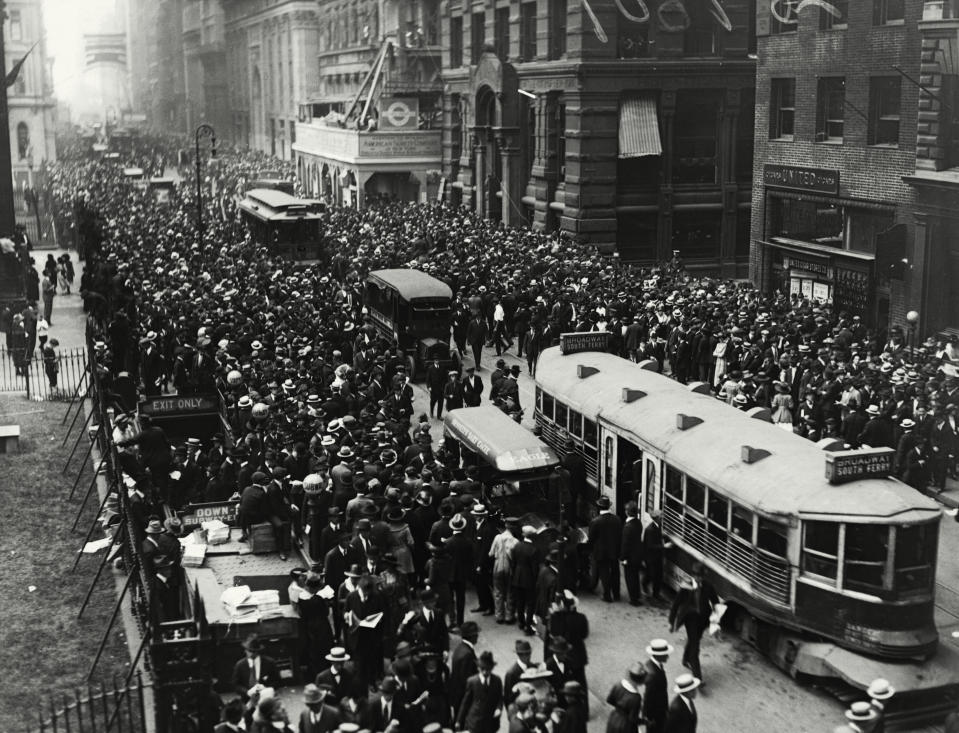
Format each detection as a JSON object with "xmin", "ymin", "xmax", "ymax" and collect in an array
[{"xmin": 764, "ymin": 164, "xmax": 840, "ymax": 195}]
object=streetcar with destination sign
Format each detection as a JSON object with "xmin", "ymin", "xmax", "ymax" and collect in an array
[{"xmin": 238, "ymin": 188, "xmax": 327, "ymax": 263}]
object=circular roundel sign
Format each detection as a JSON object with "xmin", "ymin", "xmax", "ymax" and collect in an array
[{"xmin": 384, "ymin": 99, "xmax": 415, "ymax": 128}]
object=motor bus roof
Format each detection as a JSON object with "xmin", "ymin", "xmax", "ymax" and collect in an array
[
  {"xmin": 444, "ymin": 406, "xmax": 560, "ymax": 473},
  {"xmin": 368, "ymin": 269, "xmax": 453, "ymax": 301},
  {"xmin": 122, "ymin": 167, "xmax": 145, "ymax": 177},
  {"xmin": 535, "ymin": 347, "xmax": 940, "ymax": 523}
]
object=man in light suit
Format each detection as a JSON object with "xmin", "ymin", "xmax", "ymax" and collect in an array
[
  {"xmin": 297, "ymin": 683, "xmax": 341, "ymax": 733},
  {"xmin": 456, "ymin": 651, "xmax": 504, "ymax": 733}
]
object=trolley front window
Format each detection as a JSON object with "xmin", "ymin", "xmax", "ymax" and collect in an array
[
  {"xmin": 844, "ymin": 524, "xmax": 889, "ymax": 594},
  {"xmin": 569, "ymin": 409, "xmax": 582, "ymax": 438},
  {"xmin": 894, "ymin": 523, "xmax": 936, "ymax": 594},
  {"xmin": 802, "ymin": 521, "xmax": 839, "ymax": 583}
]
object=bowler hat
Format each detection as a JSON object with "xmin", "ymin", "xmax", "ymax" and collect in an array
[{"xmin": 596, "ymin": 495, "xmax": 611, "ymax": 510}]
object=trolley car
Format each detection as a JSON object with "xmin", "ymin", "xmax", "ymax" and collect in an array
[
  {"xmin": 532, "ymin": 346, "xmax": 941, "ymax": 662},
  {"xmin": 238, "ymin": 188, "xmax": 327, "ymax": 262}
]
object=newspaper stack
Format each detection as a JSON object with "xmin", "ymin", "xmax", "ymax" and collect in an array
[
  {"xmin": 181, "ymin": 544, "xmax": 207, "ymax": 568},
  {"xmin": 221, "ymin": 585, "xmax": 258, "ymax": 621},
  {"xmin": 202, "ymin": 519, "xmax": 231, "ymax": 545},
  {"xmin": 248, "ymin": 590, "xmax": 283, "ymax": 619}
]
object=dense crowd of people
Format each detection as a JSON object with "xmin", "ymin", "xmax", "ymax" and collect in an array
[{"xmin": 37, "ymin": 132, "xmax": 956, "ymax": 733}]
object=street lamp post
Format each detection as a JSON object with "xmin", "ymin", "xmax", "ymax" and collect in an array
[
  {"xmin": 194, "ymin": 124, "xmax": 217, "ymax": 246},
  {"xmin": 906, "ymin": 310, "xmax": 920, "ymax": 361}
]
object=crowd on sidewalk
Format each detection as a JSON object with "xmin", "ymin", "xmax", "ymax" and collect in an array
[{"xmin": 48, "ymin": 133, "xmax": 957, "ymax": 732}]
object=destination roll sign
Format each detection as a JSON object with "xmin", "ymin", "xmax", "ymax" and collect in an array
[
  {"xmin": 560, "ymin": 331, "xmax": 612, "ymax": 356},
  {"xmin": 825, "ymin": 448, "xmax": 894, "ymax": 485}
]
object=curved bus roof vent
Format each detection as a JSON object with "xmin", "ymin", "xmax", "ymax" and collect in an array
[
  {"xmin": 576, "ymin": 365, "xmax": 599, "ymax": 379},
  {"xmin": 741, "ymin": 445, "xmax": 771, "ymax": 464},
  {"xmin": 622, "ymin": 388, "xmax": 646, "ymax": 404},
  {"xmin": 676, "ymin": 414, "xmax": 703, "ymax": 431}
]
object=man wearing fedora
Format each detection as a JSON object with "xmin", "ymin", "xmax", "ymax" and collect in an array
[
  {"xmin": 644, "ymin": 638, "xmax": 673, "ymax": 733},
  {"xmin": 398, "ymin": 587, "xmax": 449, "ymax": 654},
  {"xmin": 344, "ymin": 574, "xmax": 388, "ymax": 692},
  {"xmin": 361, "ymin": 676, "xmax": 404, "ymax": 732},
  {"xmin": 299, "ymin": 683, "xmax": 341, "ymax": 733},
  {"xmin": 544, "ymin": 636, "xmax": 576, "ymax": 709},
  {"xmin": 456, "ymin": 650, "xmax": 504, "ymax": 733},
  {"xmin": 503, "ymin": 639, "xmax": 534, "ymax": 706},
  {"xmin": 450, "ymin": 620, "xmax": 481, "ymax": 717},
  {"xmin": 664, "ymin": 673, "xmax": 700, "ymax": 733},
  {"xmin": 588, "ymin": 495, "xmax": 622, "ymax": 603},
  {"xmin": 231, "ymin": 634, "xmax": 280, "ymax": 703}
]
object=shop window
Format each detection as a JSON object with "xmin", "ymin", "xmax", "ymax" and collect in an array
[
  {"xmin": 816, "ymin": 77, "xmax": 845, "ymax": 143},
  {"xmin": 672, "ymin": 211, "xmax": 721, "ymax": 260},
  {"xmin": 895, "ymin": 523, "xmax": 936, "ymax": 593},
  {"xmin": 869, "ymin": 77, "xmax": 901, "ymax": 147},
  {"xmin": 772, "ymin": 198, "xmax": 844, "ymax": 246},
  {"xmin": 770, "ymin": 0, "xmax": 798, "ymax": 33},
  {"xmin": 494, "ymin": 6, "xmax": 510, "ymax": 60},
  {"xmin": 549, "ymin": 0, "xmax": 567, "ymax": 59},
  {"xmin": 450, "ymin": 16, "xmax": 463, "ymax": 67},
  {"xmin": 526, "ymin": 105, "xmax": 536, "ymax": 175},
  {"xmin": 802, "ymin": 521, "xmax": 839, "ymax": 582},
  {"xmin": 770, "ymin": 78, "xmax": 796, "ymax": 141},
  {"xmin": 673, "ymin": 91, "xmax": 720, "ymax": 184},
  {"xmin": 873, "ymin": 0, "xmax": 904, "ymax": 24},
  {"xmin": 820, "ymin": 0, "xmax": 848, "ymax": 29},
  {"xmin": 618, "ymin": 155, "xmax": 661, "ymax": 191},
  {"xmin": 470, "ymin": 12, "xmax": 485, "ymax": 65},
  {"xmin": 736, "ymin": 210, "xmax": 751, "ymax": 258},
  {"xmin": 844, "ymin": 523, "xmax": 889, "ymax": 593},
  {"xmin": 616, "ymin": 213, "xmax": 658, "ymax": 261},
  {"xmin": 618, "ymin": 22, "xmax": 650, "ymax": 59}
]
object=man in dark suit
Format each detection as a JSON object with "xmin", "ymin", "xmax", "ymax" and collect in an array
[
  {"xmin": 324, "ymin": 533, "xmax": 361, "ymax": 593},
  {"xmin": 426, "ymin": 358, "xmax": 447, "ymax": 419},
  {"xmin": 315, "ymin": 647, "xmax": 357, "ymax": 701},
  {"xmin": 471, "ymin": 504, "xmax": 498, "ymax": 615},
  {"xmin": 230, "ymin": 635, "xmax": 280, "ymax": 702},
  {"xmin": 237, "ymin": 472, "xmax": 270, "ymax": 541},
  {"xmin": 643, "ymin": 638, "xmax": 673, "ymax": 733},
  {"xmin": 298, "ymin": 683, "xmax": 341, "ymax": 733},
  {"xmin": 503, "ymin": 639, "xmax": 533, "ymax": 705},
  {"xmin": 509, "ymin": 526, "xmax": 541, "ymax": 635},
  {"xmin": 544, "ymin": 637, "xmax": 577, "ymax": 709},
  {"xmin": 345, "ymin": 576, "xmax": 388, "ymax": 692},
  {"xmin": 456, "ymin": 651, "xmax": 504, "ymax": 733},
  {"xmin": 668, "ymin": 578, "xmax": 715, "ymax": 681},
  {"xmin": 447, "ymin": 513, "xmax": 475, "ymax": 626},
  {"xmin": 398, "ymin": 587, "xmax": 449, "ymax": 654},
  {"xmin": 461, "ymin": 365, "xmax": 484, "ymax": 407},
  {"xmin": 664, "ymin": 673, "xmax": 700, "ymax": 733},
  {"xmin": 318, "ymin": 508, "xmax": 346, "ymax": 561},
  {"xmin": 643, "ymin": 511, "xmax": 668, "ymax": 600},
  {"xmin": 620, "ymin": 501, "xmax": 645, "ymax": 606},
  {"xmin": 449, "ymin": 621, "xmax": 480, "ymax": 717},
  {"xmin": 588, "ymin": 496, "xmax": 622, "ymax": 602},
  {"xmin": 361, "ymin": 677, "xmax": 403, "ymax": 732}
]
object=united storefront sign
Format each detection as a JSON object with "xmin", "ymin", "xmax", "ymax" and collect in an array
[
  {"xmin": 560, "ymin": 331, "xmax": 611, "ymax": 356},
  {"xmin": 825, "ymin": 448, "xmax": 894, "ymax": 485},
  {"xmin": 763, "ymin": 164, "xmax": 839, "ymax": 195}
]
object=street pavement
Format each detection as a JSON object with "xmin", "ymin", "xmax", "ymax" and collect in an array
[{"xmin": 43, "ymin": 265, "xmax": 959, "ymax": 731}]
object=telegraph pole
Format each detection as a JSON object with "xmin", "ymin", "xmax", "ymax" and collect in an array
[{"xmin": 0, "ymin": 0, "xmax": 17, "ymax": 237}]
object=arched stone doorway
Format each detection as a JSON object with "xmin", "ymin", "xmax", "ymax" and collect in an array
[{"xmin": 474, "ymin": 85, "xmax": 502, "ymax": 221}]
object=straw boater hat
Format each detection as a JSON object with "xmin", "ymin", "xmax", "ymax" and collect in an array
[
  {"xmin": 845, "ymin": 701, "xmax": 878, "ymax": 723},
  {"xmin": 325, "ymin": 647, "xmax": 351, "ymax": 663},
  {"xmin": 673, "ymin": 673, "xmax": 701, "ymax": 695},
  {"xmin": 865, "ymin": 404, "xmax": 881, "ymax": 416},
  {"xmin": 867, "ymin": 678, "xmax": 895, "ymax": 700},
  {"xmin": 646, "ymin": 638, "xmax": 674, "ymax": 657}
]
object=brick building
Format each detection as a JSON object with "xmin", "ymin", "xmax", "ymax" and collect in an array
[
  {"xmin": 439, "ymin": 0, "xmax": 756, "ymax": 272},
  {"xmin": 293, "ymin": 0, "xmax": 444, "ymax": 207},
  {"xmin": 750, "ymin": 0, "xmax": 955, "ymax": 334}
]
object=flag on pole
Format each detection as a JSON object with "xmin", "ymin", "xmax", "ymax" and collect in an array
[{"xmin": 5, "ymin": 42, "xmax": 37, "ymax": 88}]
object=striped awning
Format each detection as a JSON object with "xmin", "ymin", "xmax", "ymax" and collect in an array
[{"xmin": 619, "ymin": 95, "xmax": 662, "ymax": 158}]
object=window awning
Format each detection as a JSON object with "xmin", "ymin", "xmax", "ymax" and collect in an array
[{"xmin": 619, "ymin": 96, "xmax": 662, "ymax": 158}]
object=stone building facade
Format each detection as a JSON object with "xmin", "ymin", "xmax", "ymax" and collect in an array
[{"xmin": 439, "ymin": 0, "xmax": 756, "ymax": 271}]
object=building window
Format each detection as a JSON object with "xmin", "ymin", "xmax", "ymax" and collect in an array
[
  {"xmin": 672, "ymin": 211, "xmax": 722, "ymax": 260},
  {"xmin": 770, "ymin": 0, "xmax": 798, "ymax": 33},
  {"xmin": 816, "ymin": 77, "xmax": 845, "ymax": 142},
  {"xmin": 772, "ymin": 197, "xmax": 845, "ymax": 246},
  {"xmin": 769, "ymin": 78, "xmax": 796, "ymax": 141},
  {"xmin": 673, "ymin": 91, "xmax": 720, "ymax": 184},
  {"xmin": 873, "ymin": 0, "xmax": 905, "ymax": 25},
  {"xmin": 869, "ymin": 77, "xmax": 901, "ymax": 146},
  {"xmin": 684, "ymin": 2, "xmax": 717, "ymax": 56},
  {"xmin": 820, "ymin": 0, "xmax": 848, "ymax": 29},
  {"xmin": 548, "ymin": 0, "xmax": 567, "ymax": 59},
  {"xmin": 450, "ymin": 16, "xmax": 463, "ymax": 68},
  {"xmin": 618, "ymin": 22, "xmax": 649, "ymax": 58},
  {"xmin": 8, "ymin": 9, "xmax": 22, "ymax": 41},
  {"xmin": 14, "ymin": 72, "xmax": 25, "ymax": 96},
  {"xmin": 494, "ymin": 6, "xmax": 510, "ymax": 61},
  {"xmin": 520, "ymin": 2, "xmax": 537, "ymax": 61},
  {"xmin": 16, "ymin": 122, "xmax": 29, "ymax": 160},
  {"xmin": 471, "ymin": 11, "xmax": 485, "ymax": 65}
]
